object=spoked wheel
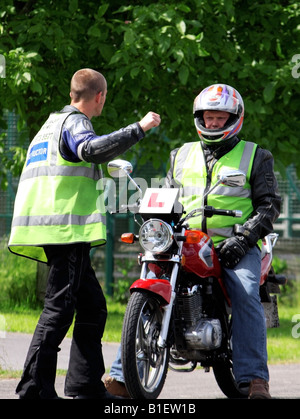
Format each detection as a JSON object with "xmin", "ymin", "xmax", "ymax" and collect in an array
[{"xmin": 121, "ymin": 291, "xmax": 170, "ymax": 399}]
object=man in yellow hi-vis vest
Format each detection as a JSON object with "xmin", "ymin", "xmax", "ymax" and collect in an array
[
  {"xmin": 9, "ymin": 68, "xmax": 160, "ymax": 399},
  {"xmin": 105, "ymin": 84, "xmax": 281, "ymax": 399}
]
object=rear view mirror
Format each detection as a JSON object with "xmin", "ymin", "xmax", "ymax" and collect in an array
[
  {"xmin": 107, "ymin": 159, "xmax": 142, "ymax": 196},
  {"xmin": 107, "ymin": 159, "xmax": 133, "ymax": 178},
  {"xmin": 218, "ymin": 170, "xmax": 246, "ymax": 187}
]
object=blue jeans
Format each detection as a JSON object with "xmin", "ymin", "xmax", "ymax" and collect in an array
[
  {"xmin": 109, "ymin": 345, "xmax": 124, "ymax": 383},
  {"xmin": 109, "ymin": 246, "xmax": 268, "ymax": 385},
  {"xmin": 223, "ymin": 246, "xmax": 269, "ymax": 384}
]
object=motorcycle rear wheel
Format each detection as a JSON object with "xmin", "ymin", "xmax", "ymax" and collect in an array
[{"xmin": 121, "ymin": 291, "xmax": 170, "ymax": 399}]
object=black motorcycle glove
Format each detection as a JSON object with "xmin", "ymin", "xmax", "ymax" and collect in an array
[{"xmin": 216, "ymin": 235, "xmax": 250, "ymax": 269}]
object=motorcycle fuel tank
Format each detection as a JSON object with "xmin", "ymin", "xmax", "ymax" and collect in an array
[{"xmin": 182, "ymin": 232, "xmax": 221, "ymax": 279}]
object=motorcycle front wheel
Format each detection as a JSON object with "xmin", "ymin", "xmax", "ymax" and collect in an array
[{"xmin": 121, "ymin": 291, "xmax": 170, "ymax": 399}]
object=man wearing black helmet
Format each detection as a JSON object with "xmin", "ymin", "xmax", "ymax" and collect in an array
[{"xmin": 105, "ymin": 84, "xmax": 281, "ymax": 400}]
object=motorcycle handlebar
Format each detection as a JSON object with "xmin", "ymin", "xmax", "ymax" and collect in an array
[{"xmin": 204, "ymin": 206, "xmax": 242, "ymax": 218}]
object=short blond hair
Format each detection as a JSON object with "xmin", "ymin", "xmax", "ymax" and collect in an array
[{"xmin": 70, "ymin": 68, "xmax": 107, "ymax": 102}]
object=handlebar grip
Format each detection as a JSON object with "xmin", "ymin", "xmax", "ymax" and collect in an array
[
  {"xmin": 204, "ymin": 206, "xmax": 243, "ymax": 218},
  {"xmin": 214, "ymin": 209, "xmax": 243, "ymax": 217},
  {"xmin": 215, "ymin": 209, "xmax": 243, "ymax": 217}
]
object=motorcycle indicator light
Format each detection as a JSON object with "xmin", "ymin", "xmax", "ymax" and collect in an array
[
  {"xmin": 181, "ymin": 254, "xmax": 186, "ymax": 266},
  {"xmin": 185, "ymin": 230, "xmax": 205, "ymax": 244},
  {"xmin": 121, "ymin": 233, "xmax": 136, "ymax": 244},
  {"xmin": 139, "ymin": 219, "xmax": 173, "ymax": 253}
]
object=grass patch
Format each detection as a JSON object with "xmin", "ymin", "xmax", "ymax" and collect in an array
[
  {"xmin": 1, "ymin": 299, "xmax": 299, "ymax": 364},
  {"xmin": 0, "ymin": 297, "xmax": 125, "ymax": 341},
  {"xmin": 267, "ymin": 305, "xmax": 300, "ymax": 364}
]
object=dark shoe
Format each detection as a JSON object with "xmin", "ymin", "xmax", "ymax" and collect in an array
[
  {"xmin": 238, "ymin": 382, "xmax": 250, "ymax": 397},
  {"xmin": 248, "ymin": 378, "xmax": 271, "ymax": 399},
  {"xmin": 73, "ymin": 391, "xmax": 125, "ymax": 399},
  {"xmin": 104, "ymin": 376, "xmax": 130, "ymax": 398}
]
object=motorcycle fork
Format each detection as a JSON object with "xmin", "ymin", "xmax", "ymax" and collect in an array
[
  {"xmin": 157, "ymin": 262, "xmax": 178, "ymax": 349},
  {"xmin": 140, "ymin": 232, "xmax": 185, "ymax": 350}
]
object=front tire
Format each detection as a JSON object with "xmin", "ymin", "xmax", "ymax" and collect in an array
[{"xmin": 121, "ymin": 291, "xmax": 170, "ymax": 399}]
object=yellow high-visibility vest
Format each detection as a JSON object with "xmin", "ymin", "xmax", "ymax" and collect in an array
[
  {"xmin": 173, "ymin": 140, "xmax": 257, "ymax": 245},
  {"xmin": 8, "ymin": 111, "xmax": 106, "ymax": 262}
]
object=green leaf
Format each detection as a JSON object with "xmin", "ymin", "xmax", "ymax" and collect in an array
[
  {"xmin": 68, "ymin": 0, "xmax": 78, "ymax": 14},
  {"xmin": 178, "ymin": 65, "xmax": 189, "ymax": 85},
  {"xmin": 263, "ymin": 82, "xmax": 277, "ymax": 104},
  {"xmin": 130, "ymin": 67, "xmax": 140, "ymax": 78},
  {"xmin": 25, "ymin": 52, "xmax": 39, "ymax": 59},
  {"xmin": 176, "ymin": 4, "xmax": 191, "ymax": 13},
  {"xmin": 176, "ymin": 20, "xmax": 186, "ymax": 35},
  {"xmin": 31, "ymin": 81, "xmax": 42, "ymax": 95},
  {"xmin": 87, "ymin": 25, "xmax": 101, "ymax": 38},
  {"xmin": 28, "ymin": 24, "xmax": 44, "ymax": 34},
  {"xmin": 97, "ymin": 4, "xmax": 109, "ymax": 18},
  {"xmin": 124, "ymin": 29, "xmax": 135, "ymax": 44},
  {"xmin": 22, "ymin": 72, "xmax": 31, "ymax": 82},
  {"xmin": 113, "ymin": 5, "xmax": 133, "ymax": 14},
  {"xmin": 174, "ymin": 49, "xmax": 184, "ymax": 64}
]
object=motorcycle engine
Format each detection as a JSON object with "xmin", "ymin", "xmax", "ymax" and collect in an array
[{"xmin": 176, "ymin": 285, "xmax": 222, "ymax": 351}]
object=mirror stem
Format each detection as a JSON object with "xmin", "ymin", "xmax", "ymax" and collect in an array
[{"xmin": 127, "ymin": 174, "xmax": 143, "ymax": 196}]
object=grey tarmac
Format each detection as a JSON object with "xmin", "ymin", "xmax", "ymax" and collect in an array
[{"xmin": 0, "ymin": 332, "xmax": 299, "ymax": 399}]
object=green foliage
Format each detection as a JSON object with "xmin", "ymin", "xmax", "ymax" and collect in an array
[
  {"xmin": 272, "ymin": 256, "xmax": 287, "ymax": 275},
  {"xmin": 0, "ymin": 236, "xmax": 39, "ymax": 309},
  {"xmin": 272, "ymin": 256, "xmax": 300, "ymax": 307},
  {"xmin": 0, "ymin": 0, "xmax": 300, "ymax": 183},
  {"xmin": 112, "ymin": 259, "xmax": 137, "ymax": 304}
]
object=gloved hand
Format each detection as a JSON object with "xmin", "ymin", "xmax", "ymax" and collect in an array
[{"xmin": 216, "ymin": 235, "xmax": 250, "ymax": 269}]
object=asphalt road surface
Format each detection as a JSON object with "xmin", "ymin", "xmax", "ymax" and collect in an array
[{"xmin": 0, "ymin": 333, "xmax": 299, "ymax": 399}]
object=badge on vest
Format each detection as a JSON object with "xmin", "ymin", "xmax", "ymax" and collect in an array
[{"xmin": 26, "ymin": 142, "xmax": 48, "ymax": 166}]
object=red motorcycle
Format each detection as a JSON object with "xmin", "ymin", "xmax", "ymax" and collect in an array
[{"xmin": 107, "ymin": 159, "xmax": 286, "ymax": 399}]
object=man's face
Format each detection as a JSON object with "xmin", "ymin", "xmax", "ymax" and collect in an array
[{"xmin": 203, "ymin": 110, "xmax": 230, "ymax": 129}]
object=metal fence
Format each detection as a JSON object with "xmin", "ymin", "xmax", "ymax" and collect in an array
[
  {"xmin": 0, "ymin": 111, "xmax": 17, "ymax": 237},
  {"xmin": 275, "ymin": 166, "xmax": 300, "ymax": 238}
]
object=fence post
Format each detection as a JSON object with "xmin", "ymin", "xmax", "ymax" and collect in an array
[{"xmin": 105, "ymin": 213, "xmax": 114, "ymax": 296}]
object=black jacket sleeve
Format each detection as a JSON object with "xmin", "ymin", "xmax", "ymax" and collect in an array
[
  {"xmin": 78, "ymin": 123, "xmax": 145, "ymax": 164},
  {"xmin": 239, "ymin": 147, "xmax": 281, "ymax": 244}
]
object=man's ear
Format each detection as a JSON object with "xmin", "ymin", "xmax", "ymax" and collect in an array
[{"xmin": 95, "ymin": 91, "xmax": 102, "ymax": 104}]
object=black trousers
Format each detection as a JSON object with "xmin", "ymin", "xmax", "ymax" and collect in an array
[{"xmin": 16, "ymin": 243, "xmax": 107, "ymax": 399}]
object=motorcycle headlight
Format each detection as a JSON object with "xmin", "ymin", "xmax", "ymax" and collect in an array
[{"xmin": 139, "ymin": 219, "xmax": 173, "ymax": 254}]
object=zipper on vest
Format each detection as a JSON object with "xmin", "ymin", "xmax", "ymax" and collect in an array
[{"xmin": 202, "ymin": 158, "xmax": 216, "ymax": 234}]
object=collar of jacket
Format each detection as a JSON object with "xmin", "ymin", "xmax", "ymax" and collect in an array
[{"xmin": 201, "ymin": 136, "xmax": 240, "ymax": 160}]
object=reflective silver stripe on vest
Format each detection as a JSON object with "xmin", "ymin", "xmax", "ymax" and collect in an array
[
  {"xmin": 239, "ymin": 141, "xmax": 256, "ymax": 174},
  {"xmin": 182, "ymin": 185, "xmax": 250, "ymax": 198},
  {"xmin": 20, "ymin": 165, "xmax": 101, "ymax": 182},
  {"xmin": 211, "ymin": 185, "xmax": 251, "ymax": 198},
  {"xmin": 12, "ymin": 213, "xmax": 106, "ymax": 228},
  {"xmin": 174, "ymin": 142, "xmax": 195, "ymax": 184}
]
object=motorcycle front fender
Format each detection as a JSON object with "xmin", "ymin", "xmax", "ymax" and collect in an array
[{"xmin": 130, "ymin": 279, "xmax": 172, "ymax": 306}]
